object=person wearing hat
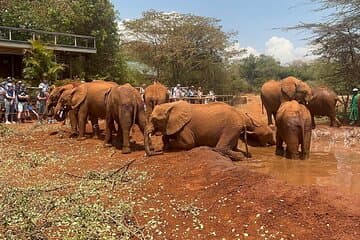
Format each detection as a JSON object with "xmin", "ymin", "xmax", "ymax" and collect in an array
[
  {"xmin": 17, "ymin": 83, "xmax": 29, "ymax": 123},
  {"xmin": 349, "ymin": 88, "xmax": 359, "ymax": 125},
  {"xmin": 0, "ymin": 82, "xmax": 6, "ymax": 122},
  {"xmin": 4, "ymin": 82, "xmax": 16, "ymax": 124}
]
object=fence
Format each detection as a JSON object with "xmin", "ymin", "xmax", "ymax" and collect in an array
[
  {"xmin": 0, "ymin": 25, "xmax": 96, "ymax": 53},
  {"xmin": 170, "ymin": 95, "xmax": 235, "ymax": 105}
]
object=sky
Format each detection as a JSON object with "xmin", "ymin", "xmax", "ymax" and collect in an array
[{"xmin": 112, "ymin": 0, "xmax": 331, "ymax": 64}]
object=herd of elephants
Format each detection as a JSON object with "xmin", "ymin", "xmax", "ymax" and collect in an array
[{"xmin": 45, "ymin": 76, "xmax": 345, "ymax": 161}]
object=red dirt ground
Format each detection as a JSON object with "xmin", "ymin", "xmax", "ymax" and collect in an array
[{"xmin": 1, "ymin": 95, "xmax": 359, "ymax": 239}]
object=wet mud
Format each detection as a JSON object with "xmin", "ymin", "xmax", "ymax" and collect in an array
[{"xmin": 237, "ymin": 95, "xmax": 360, "ymax": 194}]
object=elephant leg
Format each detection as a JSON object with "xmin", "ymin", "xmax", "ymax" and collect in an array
[
  {"xmin": 162, "ymin": 135, "xmax": 171, "ymax": 150},
  {"xmin": 69, "ymin": 110, "xmax": 78, "ymax": 138},
  {"xmin": 301, "ymin": 128, "xmax": 311, "ymax": 160},
  {"xmin": 275, "ymin": 129, "xmax": 285, "ymax": 156},
  {"xmin": 90, "ymin": 116, "xmax": 100, "ymax": 139},
  {"xmin": 330, "ymin": 113, "xmax": 341, "ymax": 127},
  {"xmin": 215, "ymin": 129, "xmax": 248, "ymax": 161},
  {"xmin": 167, "ymin": 129, "xmax": 195, "ymax": 150},
  {"xmin": 121, "ymin": 126, "xmax": 131, "ymax": 154},
  {"xmin": 311, "ymin": 113, "xmax": 316, "ymax": 129},
  {"xmin": 77, "ymin": 106, "xmax": 88, "ymax": 140},
  {"xmin": 266, "ymin": 110, "xmax": 273, "ymax": 125},
  {"xmin": 119, "ymin": 109, "xmax": 133, "ymax": 154},
  {"xmin": 285, "ymin": 138, "xmax": 300, "ymax": 159},
  {"xmin": 104, "ymin": 114, "xmax": 113, "ymax": 147}
]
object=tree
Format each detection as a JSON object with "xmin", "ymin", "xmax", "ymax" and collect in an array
[
  {"xmin": 123, "ymin": 10, "xmax": 237, "ymax": 91},
  {"xmin": 0, "ymin": 0, "xmax": 127, "ymax": 81},
  {"xmin": 291, "ymin": 0, "xmax": 360, "ymax": 94},
  {"xmin": 229, "ymin": 54, "xmax": 282, "ymax": 92},
  {"xmin": 23, "ymin": 40, "xmax": 64, "ymax": 85}
]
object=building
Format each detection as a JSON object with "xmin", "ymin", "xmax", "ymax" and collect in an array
[{"xmin": 0, "ymin": 26, "xmax": 96, "ymax": 79}]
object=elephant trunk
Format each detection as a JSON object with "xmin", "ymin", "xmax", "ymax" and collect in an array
[{"xmin": 144, "ymin": 125, "xmax": 163, "ymax": 157}]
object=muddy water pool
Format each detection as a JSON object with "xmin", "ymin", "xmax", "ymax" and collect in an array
[{"xmin": 238, "ymin": 126, "xmax": 360, "ymax": 194}]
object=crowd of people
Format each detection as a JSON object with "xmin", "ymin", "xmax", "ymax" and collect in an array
[
  {"xmin": 0, "ymin": 77, "xmax": 49, "ymax": 124},
  {"xmin": 168, "ymin": 84, "xmax": 215, "ymax": 104}
]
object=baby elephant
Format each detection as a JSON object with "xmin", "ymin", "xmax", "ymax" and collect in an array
[{"xmin": 275, "ymin": 100, "xmax": 312, "ymax": 159}]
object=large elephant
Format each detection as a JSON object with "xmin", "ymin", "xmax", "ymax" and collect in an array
[
  {"xmin": 307, "ymin": 86, "xmax": 341, "ymax": 128},
  {"xmin": 144, "ymin": 101, "xmax": 257, "ymax": 161},
  {"xmin": 260, "ymin": 76, "xmax": 312, "ymax": 125},
  {"xmin": 54, "ymin": 80, "xmax": 118, "ymax": 139},
  {"xmin": 275, "ymin": 100, "xmax": 312, "ymax": 159},
  {"xmin": 104, "ymin": 84, "xmax": 147, "ymax": 153},
  {"xmin": 143, "ymin": 82, "xmax": 169, "ymax": 119},
  {"xmin": 46, "ymin": 82, "xmax": 82, "ymax": 136}
]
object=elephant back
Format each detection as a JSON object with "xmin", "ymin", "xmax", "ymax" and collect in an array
[
  {"xmin": 144, "ymin": 82, "xmax": 169, "ymax": 104},
  {"xmin": 260, "ymin": 80, "xmax": 281, "ymax": 111}
]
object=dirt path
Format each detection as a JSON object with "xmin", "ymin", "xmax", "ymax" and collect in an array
[{"xmin": 0, "ymin": 95, "xmax": 359, "ymax": 239}]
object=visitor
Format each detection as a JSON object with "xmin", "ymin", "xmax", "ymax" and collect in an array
[
  {"xmin": 17, "ymin": 83, "xmax": 29, "ymax": 123},
  {"xmin": 37, "ymin": 87, "xmax": 48, "ymax": 123},
  {"xmin": 349, "ymin": 88, "xmax": 359, "ymax": 125},
  {"xmin": 0, "ymin": 82, "xmax": 6, "ymax": 122},
  {"xmin": 205, "ymin": 90, "xmax": 216, "ymax": 104},
  {"xmin": 173, "ymin": 84, "xmax": 182, "ymax": 99},
  {"xmin": 4, "ymin": 83, "xmax": 16, "ymax": 124},
  {"xmin": 38, "ymin": 79, "xmax": 49, "ymax": 92},
  {"xmin": 197, "ymin": 87, "xmax": 203, "ymax": 103}
]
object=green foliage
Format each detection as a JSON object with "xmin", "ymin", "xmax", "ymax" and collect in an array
[
  {"xmin": 0, "ymin": 169, "xmax": 151, "ymax": 239},
  {"xmin": 123, "ymin": 10, "xmax": 237, "ymax": 91},
  {"xmin": 1, "ymin": 0, "xmax": 127, "ymax": 81},
  {"xmin": 22, "ymin": 40, "xmax": 64, "ymax": 85},
  {"xmin": 290, "ymin": 0, "xmax": 360, "ymax": 92}
]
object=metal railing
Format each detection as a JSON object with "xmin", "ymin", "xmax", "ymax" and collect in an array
[
  {"xmin": 170, "ymin": 95, "xmax": 235, "ymax": 104},
  {"xmin": 0, "ymin": 26, "xmax": 96, "ymax": 50}
]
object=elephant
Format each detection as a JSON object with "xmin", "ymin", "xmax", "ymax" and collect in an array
[
  {"xmin": 239, "ymin": 114, "xmax": 275, "ymax": 147},
  {"xmin": 143, "ymin": 82, "xmax": 169, "ymax": 119},
  {"xmin": 45, "ymin": 82, "xmax": 82, "ymax": 114},
  {"xmin": 46, "ymin": 82, "xmax": 82, "ymax": 136},
  {"xmin": 260, "ymin": 76, "xmax": 312, "ymax": 125},
  {"xmin": 54, "ymin": 80, "xmax": 118, "ymax": 139},
  {"xmin": 307, "ymin": 86, "xmax": 341, "ymax": 128},
  {"xmin": 104, "ymin": 84, "xmax": 147, "ymax": 154},
  {"xmin": 144, "ymin": 101, "xmax": 258, "ymax": 161},
  {"xmin": 275, "ymin": 100, "xmax": 312, "ymax": 160}
]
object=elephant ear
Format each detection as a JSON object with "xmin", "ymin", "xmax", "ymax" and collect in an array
[
  {"xmin": 166, "ymin": 101, "xmax": 191, "ymax": 135},
  {"xmin": 71, "ymin": 85, "xmax": 87, "ymax": 109},
  {"xmin": 104, "ymin": 87, "xmax": 113, "ymax": 105},
  {"xmin": 281, "ymin": 80, "xmax": 297, "ymax": 100}
]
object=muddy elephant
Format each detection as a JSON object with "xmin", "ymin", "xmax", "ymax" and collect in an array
[
  {"xmin": 54, "ymin": 80, "xmax": 118, "ymax": 139},
  {"xmin": 307, "ymin": 86, "xmax": 341, "ymax": 128},
  {"xmin": 45, "ymin": 82, "xmax": 82, "ymax": 115},
  {"xmin": 104, "ymin": 84, "xmax": 147, "ymax": 153},
  {"xmin": 261, "ymin": 76, "xmax": 312, "ymax": 125},
  {"xmin": 144, "ymin": 101, "xmax": 258, "ymax": 161},
  {"xmin": 240, "ymin": 114, "xmax": 275, "ymax": 147},
  {"xmin": 46, "ymin": 82, "xmax": 82, "ymax": 136},
  {"xmin": 144, "ymin": 82, "xmax": 169, "ymax": 119},
  {"xmin": 275, "ymin": 100, "xmax": 312, "ymax": 159}
]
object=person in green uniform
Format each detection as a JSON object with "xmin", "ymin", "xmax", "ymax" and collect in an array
[{"xmin": 349, "ymin": 88, "xmax": 359, "ymax": 125}]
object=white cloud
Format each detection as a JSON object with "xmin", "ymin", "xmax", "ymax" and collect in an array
[
  {"xmin": 226, "ymin": 42, "xmax": 260, "ymax": 61},
  {"xmin": 265, "ymin": 36, "xmax": 317, "ymax": 65}
]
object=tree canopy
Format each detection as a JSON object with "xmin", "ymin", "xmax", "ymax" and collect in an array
[
  {"xmin": 0, "ymin": 0, "xmax": 126, "ymax": 81},
  {"xmin": 122, "ymin": 10, "xmax": 238, "ymax": 90},
  {"xmin": 291, "ymin": 0, "xmax": 360, "ymax": 93},
  {"xmin": 23, "ymin": 40, "xmax": 64, "ymax": 85}
]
